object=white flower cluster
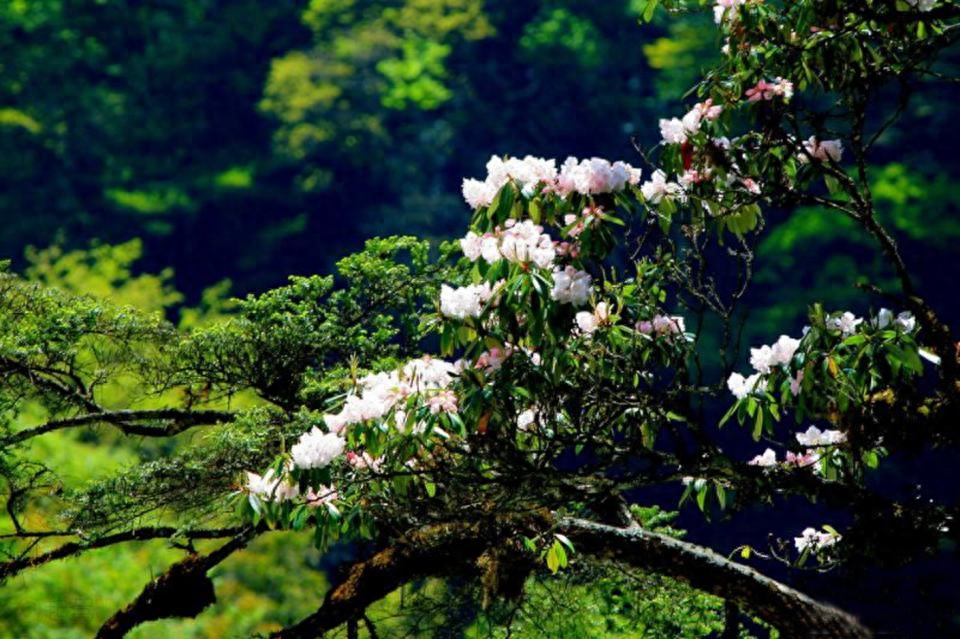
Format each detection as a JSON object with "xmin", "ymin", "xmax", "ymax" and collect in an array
[
  {"xmin": 641, "ymin": 170, "xmax": 686, "ymax": 205},
  {"xmin": 794, "ymin": 527, "xmax": 841, "ymax": 555},
  {"xmin": 714, "ymin": 0, "xmax": 746, "ymax": 24},
  {"xmin": 796, "ymin": 425, "xmax": 846, "ymax": 447},
  {"xmin": 659, "ymin": 99, "xmax": 723, "ymax": 145},
  {"xmin": 461, "ymin": 155, "xmax": 642, "ymax": 209},
  {"xmin": 800, "ymin": 136, "xmax": 843, "ymax": 163},
  {"xmin": 440, "ymin": 281, "xmax": 496, "ymax": 320},
  {"xmin": 749, "ymin": 335, "xmax": 801, "ymax": 375},
  {"xmin": 291, "ymin": 427, "xmax": 346, "ymax": 469},
  {"xmin": 747, "ymin": 426, "xmax": 846, "ymax": 471},
  {"xmin": 245, "ymin": 469, "xmax": 339, "ymax": 507},
  {"xmin": 728, "ymin": 334, "xmax": 800, "ymax": 400},
  {"xmin": 325, "ymin": 356, "xmax": 458, "ymax": 433},
  {"xmin": 460, "ymin": 220, "xmax": 556, "ymax": 269},
  {"xmin": 550, "ymin": 266, "xmax": 592, "ymax": 305},
  {"xmin": 826, "ymin": 311, "xmax": 862, "ymax": 336},
  {"xmin": 554, "ymin": 156, "xmax": 643, "ymax": 196},
  {"xmin": 874, "ymin": 308, "xmax": 916, "ymax": 332},
  {"xmin": 575, "ymin": 301, "xmax": 611, "ymax": 335},
  {"xmin": 473, "ymin": 343, "xmax": 541, "ymax": 373},
  {"xmin": 246, "ymin": 469, "xmax": 300, "ymax": 502}
]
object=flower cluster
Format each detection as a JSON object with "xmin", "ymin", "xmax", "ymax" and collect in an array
[
  {"xmin": 550, "ymin": 266, "xmax": 592, "ymax": 305},
  {"xmin": 728, "ymin": 334, "xmax": 800, "ymax": 400},
  {"xmin": 748, "ymin": 426, "xmax": 846, "ymax": 471},
  {"xmin": 713, "ymin": 0, "xmax": 746, "ymax": 25},
  {"xmin": 745, "ymin": 78, "xmax": 794, "ymax": 102},
  {"xmin": 641, "ymin": 170, "xmax": 685, "ymax": 205},
  {"xmin": 461, "ymin": 155, "xmax": 642, "ymax": 209},
  {"xmin": 659, "ymin": 99, "xmax": 724, "ymax": 145},
  {"xmin": 825, "ymin": 311, "xmax": 862, "ymax": 336},
  {"xmin": 575, "ymin": 301, "xmax": 612, "ymax": 335},
  {"xmin": 440, "ymin": 281, "xmax": 497, "ymax": 320},
  {"xmin": 801, "ymin": 137, "xmax": 843, "ymax": 163},
  {"xmin": 637, "ymin": 314, "xmax": 687, "ymax": 337},
  {"xmin": 291, "ymin": 427, "xmax": 346, "ymax": 469},
  {"xmin": 460, "ymin": 220, "xmax": 556, "ymax": 269},
  {"xmin": 794, "ymin": 527, "xmax": 841, "ymax": 555}
]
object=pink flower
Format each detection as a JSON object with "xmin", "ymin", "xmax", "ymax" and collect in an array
[{"xmin": 746, "ymin": 80, "xmax": 776, "ymax": 102}]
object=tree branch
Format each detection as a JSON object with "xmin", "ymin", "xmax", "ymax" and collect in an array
[
  {"xmin": 0, "ymin": 526, "xmax": 247, "ymax": 581},
  {"xmin": 559, "ymin": 517, "xmax": 872, "ymax": 639},
  {"xmin": 270, "ymin": 514, "xmax": 872, "ymax": 639},
  {"xmin": 95, "ymin": 527, "xmax": 258, "ymax": 638},
  {"xmin": 1, "ymin": 408, "xmax": 236, "ymax": 447}
]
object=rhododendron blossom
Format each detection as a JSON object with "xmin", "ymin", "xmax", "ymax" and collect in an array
[
  {"xmin": 246, "ymin": 469, "xmax": 299, "ymax": 502},
  {"xmin": 796, "ymin": 426, "xmax": 846, "ymax": 447},
  {"xmin": 291, "ymin": 427, "xmax": 346, "ymax": 469},
  {"xmin": 714, "ymin": 0, "xmax": 746, "ymax": 25},
  {"xmin": 440, "ymin": 281, "xmax": 495, "ymax": 319},
  {"xmin": 641, "ymin": 170, "xmax": 685, "ymax": 205},
  {"xmin": 826, "ymin": 311, "xmax": 862, "ymax": 336},
  {"xmin": 550, "ymin": 266, "xmax": 592, "ymax": 305},
  {"xmin": 727, "ymin": 371, "xmax": 764, "ymax": 399},
  {"xmin": 801, "ymin": 137, "xmax": 843, "ymax": 163},
  {"xmin": 794, "ymin": 527, "xmax": 841, "ymax": 554},
  {"xmin": 750, "ymin": 335, "xmax": 801, "ymax": 374},
  {"xmin": 575, "ymin": 301, "xmax": 610, "ymax": 335},
  {"xmin": 461, "ymin": 155, "xmax": 641, "ymax": 209},
  {"xmin": 748, "ymin": 448, "xmax": 778, "ymax": 467}
]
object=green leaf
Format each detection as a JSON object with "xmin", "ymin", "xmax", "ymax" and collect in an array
[
  {"xmin": 554, "ymin": 533, "xmax": 575, "ymax": 554},
  {"xmin": 546, "ymin": 545, "xmax": 561, "ymax": 573},
  {"xmin": 425, "ymin": 481, "xmax": 437, "ymax": 497}
]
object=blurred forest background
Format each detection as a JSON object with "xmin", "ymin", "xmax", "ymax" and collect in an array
[{"xmin": 1, "ymin": 0, "xmax": 959, "ymax": 636}]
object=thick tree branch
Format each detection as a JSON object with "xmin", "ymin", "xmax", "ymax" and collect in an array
[
  {"xmin": 95, "ymin": 528, "xmax": 258, "ymax": 638},
  {"xmin": 270, "ymin": 515, "xmax": 871, "ymax": 639},
  {"xmin": 1, "ymin": 408, "xmax": 236, "ymax": 447},
  {"xmin": 559, "ymin": 517, "xmax": 872, "ymax": 639}
]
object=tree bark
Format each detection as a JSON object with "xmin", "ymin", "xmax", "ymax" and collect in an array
[{"xmin": 272, "ymin": 515, "xmax": 872, "ymax": 639}]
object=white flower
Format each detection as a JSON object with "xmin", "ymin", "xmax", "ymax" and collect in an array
[
  {"xmin": 794, "ymin": 527, "xmax": 840, "ymax": 554},
  {"xmin": 801, "ymin": 137, "xmax": 843, "ymax": 163},
  {"xmin": 459, "ymin": 231, "xmax": 483, "ymax": 261},
  {"xmin": 557, "ymin": 157, "xmax": 641, "ymax": 195},
  {"xmin": 795, "ymin": 426, "xmax": 846, "ymax": 447},
  {"xmin": 517, "ymin": 408, "xmax": 537, "ymax": 432},
  {"xmin": 727, "ymin": 371, "xmax": 763, "ymax": 399},
  {"xmin": 550, "ymin": 266, "xmax": 592, "ymax": 306},
  {"xmin": 641, "ymin": 170, "xmax": 685, "ymax": 205},
  {"xmin": 440, "ymin": 282, "xmax": 494, "ymax": 320},
  {"xmin": 770, "ymin": 335, "xmax": 801, "ymax": 367},
  {"xmin": 246, "ymin": 469, "xmax": 299, "ymax": 502},
  {"xmin": 291, "ymin": 427, "xmax": 346, "ymax": 469},
  {"xmin": 652, "ymin": 314, "xmax": 685, "ymax": 335},
  {"xmin": 462, "ymin": 178, "xmax": 498, "ymax": 209},
  {"xmin": 827, "ymin": 311, "xmax": 862, "ymax": 336},
  {"xmin": 749, "ymin": 344, "xmax": 774, "ymax": 374},
  {"xmin": 748, "ymin": 448, "xmax": 778, "ymax": 467},
  {"xmin": 714, "ymin": 0, "xmax": 746, "ymax": 24},
  {"xmin": 576, "ymin": 311, "xmax": 599, "ymax": 335},
  {"xmin": 659, "ymin": 118, "xmax": 687, "ymax": 144},
  {"xmin": 875, "ymin": 308, "xmax": 894, "ymax": 329},
  {"xmin": 896, "ymin": 311, "xmax": 916, "ymax": 332}
]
